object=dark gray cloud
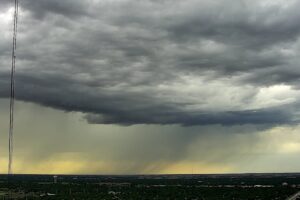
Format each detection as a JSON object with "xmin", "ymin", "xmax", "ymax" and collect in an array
[
  {"xmin": 1, "ymin": 0, "xmax": 300, "ymax": 125},
  {"xmin": 85, "ymin": 108, "xmax": 295, "ymax": 126},
  {"xmin": 21, "ymin": 0, "xmax": 88, "ymax": 18}
]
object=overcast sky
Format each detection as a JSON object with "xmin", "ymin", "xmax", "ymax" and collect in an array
[{"xmin": 1, "ymin": 0, "xmax": 300, "ymax": 174}]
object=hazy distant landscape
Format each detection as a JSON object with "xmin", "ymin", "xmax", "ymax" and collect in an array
[{"xmin": 1, "ymin": 173, "xmax": 300, "ymax": 199}]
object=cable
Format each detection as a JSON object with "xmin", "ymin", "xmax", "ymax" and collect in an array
[{"xmin": 8, "ymin": 0, "xmax": 19, "ymax": 175}]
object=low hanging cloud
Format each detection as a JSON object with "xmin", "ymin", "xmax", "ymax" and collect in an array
[{"xmin": 1, "ymin": 0, "xmax": 300, "ymax": 125}]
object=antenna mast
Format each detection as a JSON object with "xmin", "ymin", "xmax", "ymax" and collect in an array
[{"xmin": 9, "ymin": 0, "xmax": 19, "ymax": 175}]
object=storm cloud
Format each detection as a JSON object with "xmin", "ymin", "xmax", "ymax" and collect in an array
[{"xmin": 1, "ymin": 0, "xmax": 300, "ymax": 125}]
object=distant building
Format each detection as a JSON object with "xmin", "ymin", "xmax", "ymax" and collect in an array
[
  {"xmin": 282, "ymin": 182, "xmax": 288, "ymax": 186},
  {"xmin": 53, "ymin": 175, "xmax": 58, "ymax": 184}
]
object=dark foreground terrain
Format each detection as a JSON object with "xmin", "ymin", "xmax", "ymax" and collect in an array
[{"xmin": 1, "ymin": 173, "xmax": 300, "ymax": 199}]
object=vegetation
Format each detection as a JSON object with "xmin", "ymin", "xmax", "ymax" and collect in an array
[{"xmin": 0, "ymin": 174, "xmax": 299, "ymax": 199}]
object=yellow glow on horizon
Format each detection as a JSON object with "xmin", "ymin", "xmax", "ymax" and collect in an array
[
  {"xmin": 0, "ymin": 155, "xmax": 234, "ymax": 175},
  {"xmin": 281, "ymin": 142, "xmax": 300, "ymax": 153},
  {"xmin": 11, "ymin": 153, "xmax": 105, "ymax": 174},
  {"xmin": 0, "ymin": 158, "xmax": 7, "ymax": 174},
  {"xmin": 159, "ymin": 162, "xmax": 234, "ymax": 174}
]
